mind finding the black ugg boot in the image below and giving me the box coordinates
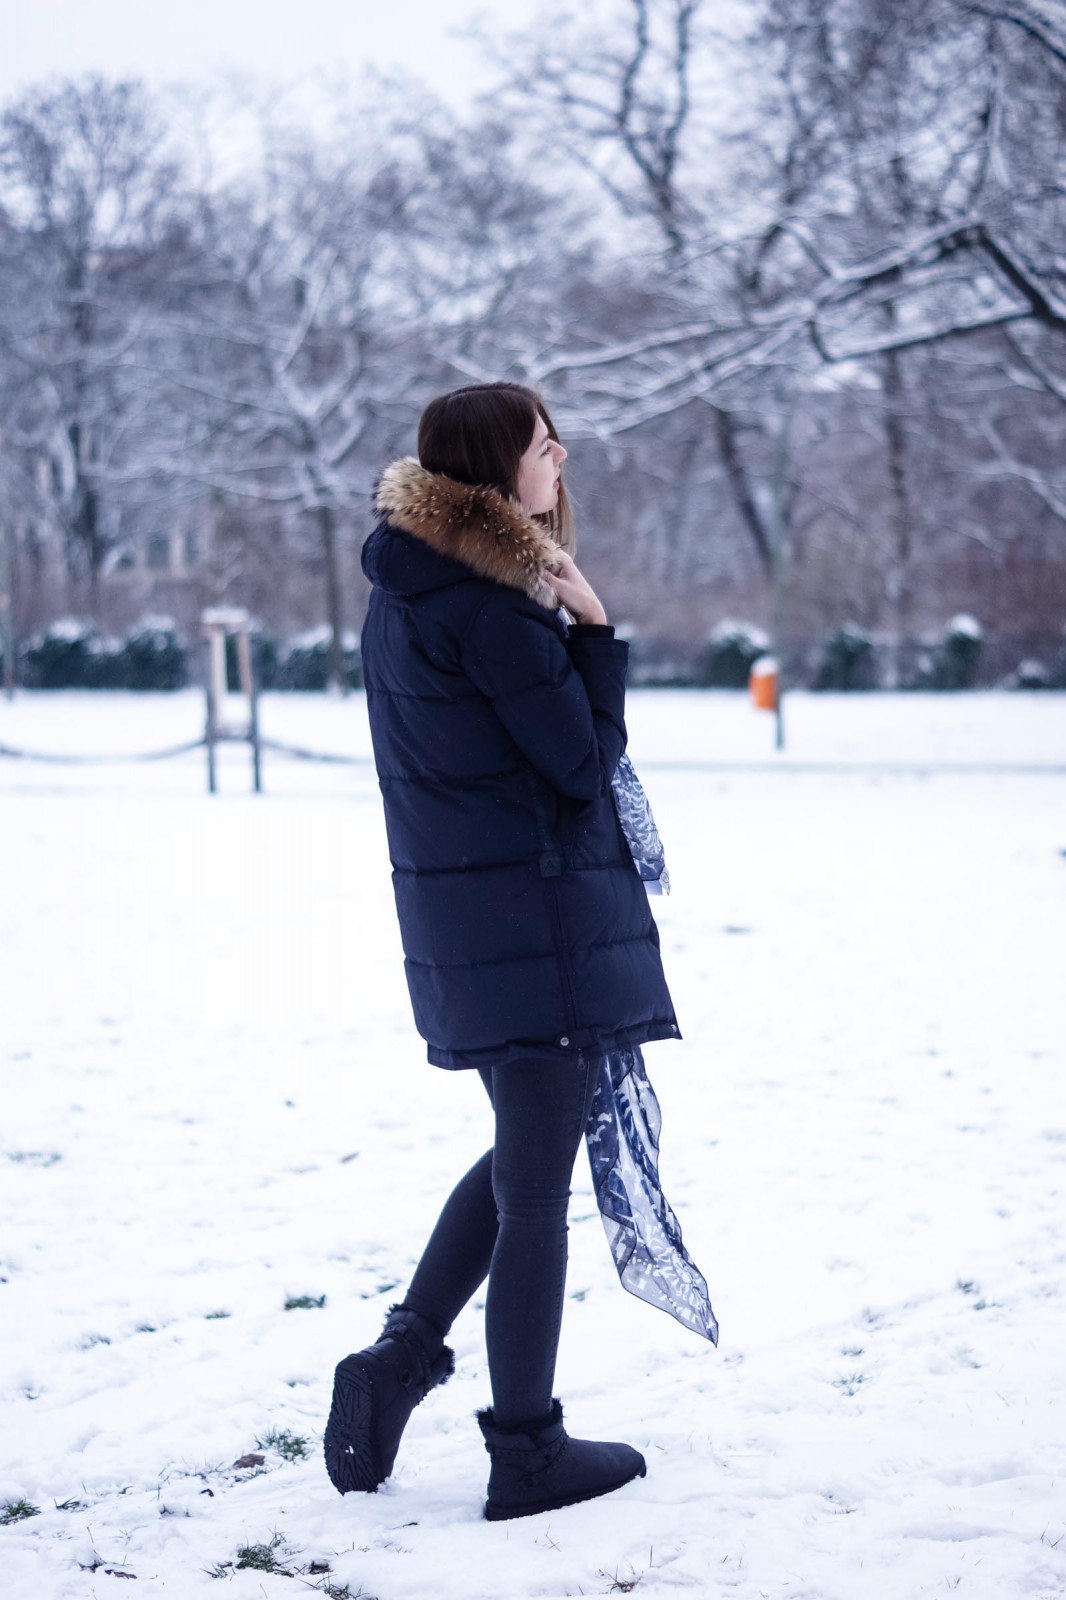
[324,1302,455,1494]
[476,1398,646,1521]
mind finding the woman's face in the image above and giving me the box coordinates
[516,412,567,515]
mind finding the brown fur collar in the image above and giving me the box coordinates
[376,457,560,611]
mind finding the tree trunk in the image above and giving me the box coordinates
[0,517,15,696]
[880,344,913,690]
[316,503,348,695]
[711,405,774,579]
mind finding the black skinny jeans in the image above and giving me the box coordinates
[401,1056,599,1426]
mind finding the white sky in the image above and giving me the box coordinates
[2,0,533,110]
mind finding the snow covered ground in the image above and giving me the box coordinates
[2,689,1065,1600]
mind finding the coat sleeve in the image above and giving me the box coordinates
[459,591,629,801]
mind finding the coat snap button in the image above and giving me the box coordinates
[559,1036,569,1047]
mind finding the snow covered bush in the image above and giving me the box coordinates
[813,625,875,691]
[695,620,770,688]
[22,619,105,689]
[85,635,128,688]
[932,614,983,690]
[281,627,329,691]
[122,617,187,690]
[22,617,91,688]
[276,627,362,690]
[1009,658,1053,690]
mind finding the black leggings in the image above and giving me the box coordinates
[401,1056,598,1426]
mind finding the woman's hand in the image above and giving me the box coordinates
[543,549,608,626]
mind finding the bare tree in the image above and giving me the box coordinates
[157,93,431,689]
[0,78,187,607]
[490,0,1066,676]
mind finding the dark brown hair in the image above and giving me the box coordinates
[417,382,574,553]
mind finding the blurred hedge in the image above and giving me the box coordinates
[12,618,363,691]
[20,617,187,690]
[5,613,1061,692]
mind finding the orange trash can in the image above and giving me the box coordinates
[749,654,778,710]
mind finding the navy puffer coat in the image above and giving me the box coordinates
[360,457,680,1068]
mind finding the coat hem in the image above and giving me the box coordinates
[425,1017,682,1071]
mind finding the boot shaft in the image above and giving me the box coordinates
[379,1302,449,1392]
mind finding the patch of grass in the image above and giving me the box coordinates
[284,1294,326,1311]
[831,1370,868,1397]
[6,1150,62,1167]
[0,1499,40,1525]
[235,1532,292,1574]
[204,1309,231,1320]
[79,1332,111,1349]
[256,1426,311,1462]
[281,1558,376,1599]
[55,1498,88,1512]
[599,1566,642,1593]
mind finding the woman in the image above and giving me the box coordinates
[324,382,682,1521]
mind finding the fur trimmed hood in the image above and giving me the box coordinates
[375,457,561,611]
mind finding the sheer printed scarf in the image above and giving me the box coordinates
[582,755,717,1343]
